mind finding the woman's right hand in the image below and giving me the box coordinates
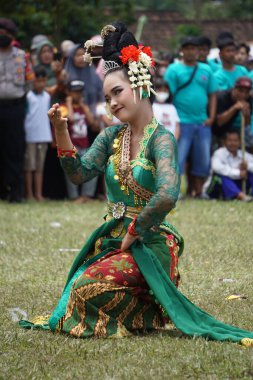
[48,103,68,133]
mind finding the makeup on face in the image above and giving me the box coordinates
[104,71,141,123]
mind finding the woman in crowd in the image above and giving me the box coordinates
[36,40,57,88]
[64,43,104,116]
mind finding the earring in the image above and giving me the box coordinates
[105,103,113,120]
[141,89,149,99]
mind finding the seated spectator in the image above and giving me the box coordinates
[213,76,252,141]
[205,131,253,201]
[24,65,52,201]
[59,80,100,203]
[235,43,251,69]
[152,79,180,140]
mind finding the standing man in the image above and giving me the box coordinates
[235,43,251,69]
[0,18,34,202]
[197,36,220,72]
[164,37,217,197]
[214,38,249,91]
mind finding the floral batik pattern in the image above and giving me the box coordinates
[58,249,164,338]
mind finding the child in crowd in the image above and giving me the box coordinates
[205,130,253,201]
[152,79,180,140]
[59,80,100,203]
[24,65,52,201]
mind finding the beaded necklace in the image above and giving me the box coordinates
[112,118,158,205]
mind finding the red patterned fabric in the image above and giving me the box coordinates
[84,249,148,293]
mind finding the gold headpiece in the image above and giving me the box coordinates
[101,25,116,40]
[83,39,103,66]
[83,24,156,103]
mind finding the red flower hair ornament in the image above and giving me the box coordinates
[119,44,156,103]
[83,24,156,103]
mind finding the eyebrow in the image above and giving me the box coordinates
[111,85,121,92]
[105,85,122,96]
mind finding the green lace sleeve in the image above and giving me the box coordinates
[135,127,180,237]
[59,126,120,184]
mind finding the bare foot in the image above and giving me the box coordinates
[26,196,36,201]
[36,195,45,202]
[237,192,253,202]
[73,196,87,204]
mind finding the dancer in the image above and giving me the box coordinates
[20,23,253,346]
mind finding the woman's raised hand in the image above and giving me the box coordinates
[48,103,68,133]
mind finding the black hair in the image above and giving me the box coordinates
[102,22,138,65]
[34,65,47,78]
[102,21,155,104]
[224,130,240,140]
[217,38,237,51]
[238,43,250,55]
[197,36,212,48]
[102,22,137,78]
[216,31,234,45]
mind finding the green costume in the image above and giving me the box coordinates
[20,119,253,346]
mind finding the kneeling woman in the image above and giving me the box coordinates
[20,23,253,346]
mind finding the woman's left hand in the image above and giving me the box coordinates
[120,232,139,252]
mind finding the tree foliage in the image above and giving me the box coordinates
[0,0,252,49]
[0,0,135,48]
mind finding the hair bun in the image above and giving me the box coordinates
[102,21,138,64]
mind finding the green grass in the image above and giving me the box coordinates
[1,199,253,380]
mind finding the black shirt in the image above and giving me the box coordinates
[212,90,252,137]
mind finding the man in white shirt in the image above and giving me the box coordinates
[206,130,253,201]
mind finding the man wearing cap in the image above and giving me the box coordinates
[213,76,252,140]
[214,38,249,91]
[0,18,34,202]
[164,36,218,197]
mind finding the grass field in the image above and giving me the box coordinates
[1,199,253,380]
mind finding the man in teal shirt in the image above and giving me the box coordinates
[214,38,249,91]
[197,36,221,73]
[164,36,218,196]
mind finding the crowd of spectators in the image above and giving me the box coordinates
[0,17,253,203]
[156,33,253,201]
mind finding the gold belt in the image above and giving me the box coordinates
[107,201,143,220]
